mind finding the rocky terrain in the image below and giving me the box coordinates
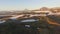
[0,7,60,34]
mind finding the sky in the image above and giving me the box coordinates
[0,0,60,10]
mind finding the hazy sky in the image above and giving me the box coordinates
[0,0,60,10]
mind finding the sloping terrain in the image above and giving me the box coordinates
[0,15,60,34]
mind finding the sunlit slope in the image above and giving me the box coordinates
[0,14,60,26]
[46,15,60,26]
